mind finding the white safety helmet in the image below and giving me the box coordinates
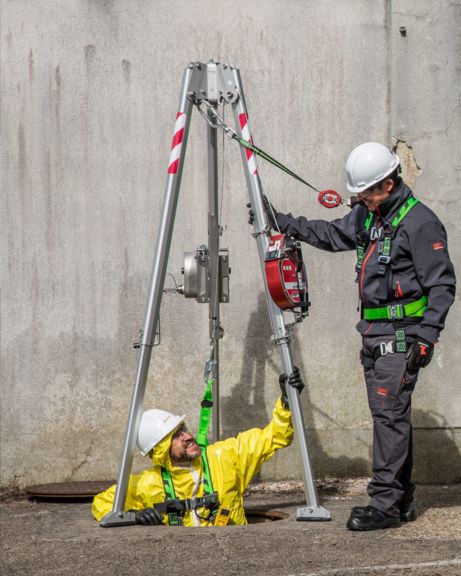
[346,142,400,194]
[137,409,186,456]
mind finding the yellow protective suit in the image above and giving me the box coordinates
[92,397,293,526]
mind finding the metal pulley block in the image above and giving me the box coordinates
[179,245,230,304]
[180,245,208,301]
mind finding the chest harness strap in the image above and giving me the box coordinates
[356,197,420,277]
[357,197,425,354]
[159,449,219,526]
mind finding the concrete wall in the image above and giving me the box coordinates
[1,0,460,488]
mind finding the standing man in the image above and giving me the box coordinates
[270,142,456,530]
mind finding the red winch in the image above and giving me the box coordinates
[265,234,310,312]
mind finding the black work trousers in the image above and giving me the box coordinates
[361,334,418,517]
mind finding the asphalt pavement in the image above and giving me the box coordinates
[1,479,460,576]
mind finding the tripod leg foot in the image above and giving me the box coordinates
[296,505,331,521]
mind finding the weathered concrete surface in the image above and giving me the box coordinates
[1,481,460,576]
[1,0,460,488]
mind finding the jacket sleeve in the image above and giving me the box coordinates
[234,397,294,492]
[276,208,358,252]
[91,473,162,522]
[407,219,456,343]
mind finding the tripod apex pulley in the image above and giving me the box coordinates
[101,61,330,528]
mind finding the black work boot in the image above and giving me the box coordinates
[347,506,401,531]
[399,505,416,522]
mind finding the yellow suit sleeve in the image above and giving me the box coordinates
[91,473,156,522]
[235,397,294,492]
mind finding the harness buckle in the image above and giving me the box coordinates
[378,255,391,265]
[370,227,383,241]
[387,303,403,320]
[379,341,394,356]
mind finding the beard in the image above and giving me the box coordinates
[170,441,201,465]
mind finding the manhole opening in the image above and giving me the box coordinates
[24,482,288,523]
[245,509,288,523]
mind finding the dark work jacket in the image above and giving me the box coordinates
[276,182,456,343]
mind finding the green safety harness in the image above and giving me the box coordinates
[357,196,427,353]
[159,359,220,526]
[159,452,219,526]
[356,196,420,279]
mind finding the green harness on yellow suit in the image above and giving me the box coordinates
[92,398,294,526]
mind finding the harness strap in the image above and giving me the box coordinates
[200,447,214,496]
[160,449,219,525]
[356,196,420,285]
[391,196,420,227]
[356,198,419,268]
[356,213,374,273]
[154,493,220,514]
[161,467,182,526]
[196,368,214,448]
[362,295,428,321]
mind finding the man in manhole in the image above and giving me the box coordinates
[92,370,302,526]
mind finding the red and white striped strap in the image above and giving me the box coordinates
[168,112,187,174]
[239,113,258,175]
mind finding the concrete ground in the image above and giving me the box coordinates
[1,479,460,576]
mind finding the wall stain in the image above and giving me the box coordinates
[55,65,61,96]
[18,123,26,185]
[84,44,96,70]
[54,65,61,126]
[28,48,34,83]
[122,59,131,84]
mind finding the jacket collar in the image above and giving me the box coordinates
[374,180,413,220]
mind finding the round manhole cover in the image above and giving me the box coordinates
[25,481,114,499]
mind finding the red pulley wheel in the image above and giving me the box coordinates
[318,189,342,208]
[265,234,310,311]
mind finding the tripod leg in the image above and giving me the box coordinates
[100,65,196,527]
[207,105,221,443]
[230,68,330,521]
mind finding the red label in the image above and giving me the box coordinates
[432,241,444,251]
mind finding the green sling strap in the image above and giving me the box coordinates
[196,368,214,449]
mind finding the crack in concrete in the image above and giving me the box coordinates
[393,139,422,188]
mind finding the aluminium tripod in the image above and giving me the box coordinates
[100,61,330,526]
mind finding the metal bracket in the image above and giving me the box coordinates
[100,510,136,527]
[296,505,331,522]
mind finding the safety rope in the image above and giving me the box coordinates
[194,98,321,191]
